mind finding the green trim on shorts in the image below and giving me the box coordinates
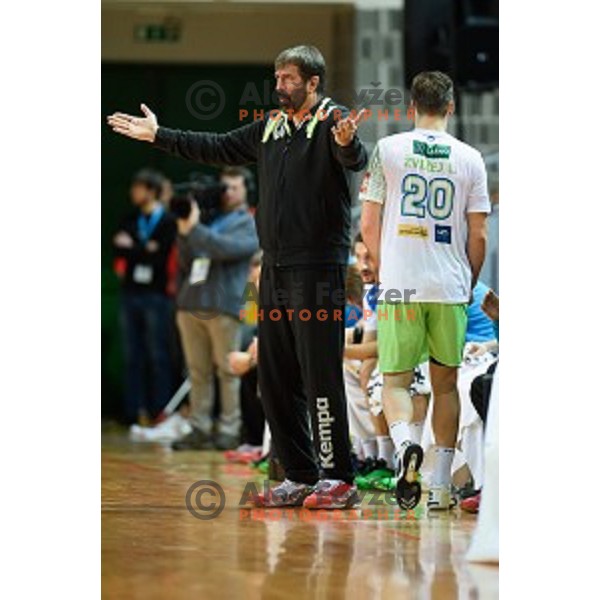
[377,302,468,373]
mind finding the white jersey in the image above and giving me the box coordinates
[359,128,491,303]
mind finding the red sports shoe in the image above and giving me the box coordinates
[238,449,263,464]
[224,445,262,464]
[460,491,481,513]
[252,479,315,508]
[302,480,360,510]
[224,449,240,462]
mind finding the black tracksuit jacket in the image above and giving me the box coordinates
[152,100,368,266]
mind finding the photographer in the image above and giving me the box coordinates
[112,168,177,425]
[171,167,259,451]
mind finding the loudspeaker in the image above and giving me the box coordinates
[404,0,453,88]
[404,0,498,90]
[452,0,499,89]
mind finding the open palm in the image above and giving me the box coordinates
[107,104,158,142]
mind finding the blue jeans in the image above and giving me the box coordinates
[120,291,173,423]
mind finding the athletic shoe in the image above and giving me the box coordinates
[171,427,214,451]
[355,459,394,490]
[129,413,192,443]
[303,480,360,510]
[224,445,263,464]
[214,432,240,451]
[356,456,378,477]
[252,479,315,508]
[129,424,146,442]
[457,481,479,501]
[251,453,269,471]
[395,443,424,510]
[225,444,256,460]
[238,449,263,464]
[370,473,396,492]
[460,491,481,513]
[427,485,458,511]
[150,414,192,441]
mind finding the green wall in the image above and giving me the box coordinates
[102,62,271,418]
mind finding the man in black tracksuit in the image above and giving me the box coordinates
[108,45,368,508]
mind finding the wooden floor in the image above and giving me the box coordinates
[102,435,498,599]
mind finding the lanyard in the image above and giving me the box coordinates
[261,97,336,143]
[137,205,165,244]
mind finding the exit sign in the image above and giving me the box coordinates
[134,21,181,43]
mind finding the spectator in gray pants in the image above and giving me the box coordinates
[172,167,259,450]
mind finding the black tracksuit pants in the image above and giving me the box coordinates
[257,264,354,485]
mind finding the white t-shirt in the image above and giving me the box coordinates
[359,128,491,303]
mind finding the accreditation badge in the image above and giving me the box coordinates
[189,257,211,285]
[132,265,153,285]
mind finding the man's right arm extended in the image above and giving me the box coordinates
[107,103,262,166]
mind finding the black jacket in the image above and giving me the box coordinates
[153,98,368,267]
[113,208,176,294]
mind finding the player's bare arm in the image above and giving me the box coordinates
[360,200,382,274]
[466,212,488,290]
[344,340,378,361]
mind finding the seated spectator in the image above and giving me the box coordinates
[226,251,264,462]
[466,281,498,343]
[461,289,499,514]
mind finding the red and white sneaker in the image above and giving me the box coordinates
[252,479,315,508]
[224,445,262,464]
[302,479,360,510]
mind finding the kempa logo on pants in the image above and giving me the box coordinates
[316,397,335,469]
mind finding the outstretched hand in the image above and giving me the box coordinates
[331,109,366,147]
[107,104,158,143]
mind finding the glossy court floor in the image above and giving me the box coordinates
[102,435,498,599]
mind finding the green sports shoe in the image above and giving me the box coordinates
[355,459,394,490]
[371,473,397,491]
[255,458,269,474]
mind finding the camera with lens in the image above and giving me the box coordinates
[169,173,227,224]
